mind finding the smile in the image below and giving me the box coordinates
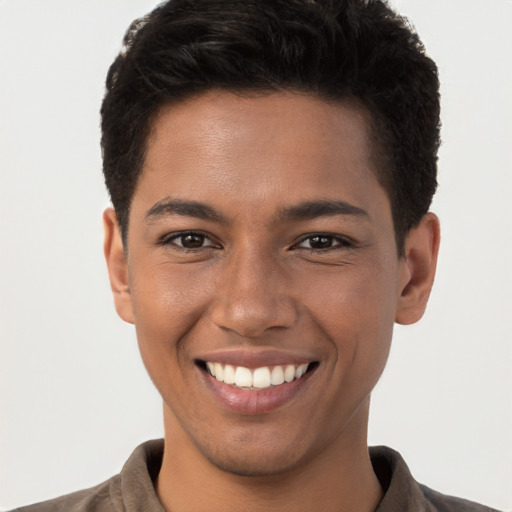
[205,362,313,389]
[195,356,320,414]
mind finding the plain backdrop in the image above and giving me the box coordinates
[1,0,511,510]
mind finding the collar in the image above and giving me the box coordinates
[117,440,491,512]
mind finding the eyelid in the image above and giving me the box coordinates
[293,233,355,250]
[158,230,221,248]
[157,230,354,251]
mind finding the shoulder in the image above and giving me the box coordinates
[9,476,119,512]
[9,439,164,512]
[370,446,502,512]
[420,484,502,512]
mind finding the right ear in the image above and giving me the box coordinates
[103,208,134,324]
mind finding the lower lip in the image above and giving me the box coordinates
[200,369,315,415]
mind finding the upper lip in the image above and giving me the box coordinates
[195,348,319,369]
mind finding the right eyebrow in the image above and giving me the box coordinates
[145,197,226,223]
[279,199,369,222]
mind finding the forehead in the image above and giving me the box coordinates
[135,90,390,225]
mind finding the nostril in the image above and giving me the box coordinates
[210,279,298,338]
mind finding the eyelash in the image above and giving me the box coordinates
[158,231,220,250]
[158,231,354,252]
[293,233,355,252]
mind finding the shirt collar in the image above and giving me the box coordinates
[371,445,429,512]
[118,440,429,512]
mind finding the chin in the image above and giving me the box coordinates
[204,449,303,478]
[195,432,309,478]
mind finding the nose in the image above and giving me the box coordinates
[210,246,298,338]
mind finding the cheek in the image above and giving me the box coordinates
[307,259,397,377]
[131,261,213,327]
[128,263,214,378]
[309,259,397,328]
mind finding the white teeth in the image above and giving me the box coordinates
[214,362,224,382]
[223,364,236,384]
[234,366,252,388]
[252,367,271,389]
[270,366,285,386]
[295,363,308,379]
[205,362,312,389]
[284,364,295,383]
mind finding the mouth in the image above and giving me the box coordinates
[196,360,319,390]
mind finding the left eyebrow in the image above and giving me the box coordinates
[145,197,227,223]
[278,200,369,221]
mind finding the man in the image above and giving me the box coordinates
[12,0,500,510]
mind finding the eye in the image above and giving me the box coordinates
[161,231,218,249]
[295,234,352,250]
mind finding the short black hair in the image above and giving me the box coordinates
[101,0,440,251]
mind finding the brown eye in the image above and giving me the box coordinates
[163,231,217,249]
[179,233,207,248]
[296,234,352,250]
[307,235,335,249]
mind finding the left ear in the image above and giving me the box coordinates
[103,207,135,324]
[395,212,440,325]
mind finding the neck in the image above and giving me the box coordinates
[156,401,383,512]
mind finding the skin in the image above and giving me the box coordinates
[104,90,440,512]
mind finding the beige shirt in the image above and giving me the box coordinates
[12,439,500,511]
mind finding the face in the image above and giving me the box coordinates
[105,91,427,476]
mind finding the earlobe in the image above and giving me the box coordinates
[395,212,440,325]
[103,208,135,324]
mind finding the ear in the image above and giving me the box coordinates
[395,212,440,325]
[103,208,134,324]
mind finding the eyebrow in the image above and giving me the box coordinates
[145,197,368,224]
[279,200,369,221]
[145,198,226,223]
